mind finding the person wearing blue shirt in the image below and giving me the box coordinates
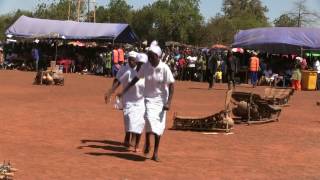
[31,47,40,71]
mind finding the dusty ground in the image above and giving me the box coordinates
[0,70,319,180]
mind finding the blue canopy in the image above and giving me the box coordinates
[5,16,139,43]
[232,27,320,54]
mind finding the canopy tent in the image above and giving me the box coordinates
[232,27,320,54]
[5,15,139,43]
[165,41,181,46]
[211,44,229,49]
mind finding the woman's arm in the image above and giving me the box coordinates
[104,78,121,103]
[163,83,174,111]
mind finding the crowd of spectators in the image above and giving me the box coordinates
[0,41,319,90]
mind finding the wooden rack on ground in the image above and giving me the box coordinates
[171,90,234,133]
[263,87,294,106]
[231,91,282,124]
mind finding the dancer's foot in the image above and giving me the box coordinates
[151,155,160,162]
[127,146,135,151]
[134,147,141,153]
[123,142,130,148]
[144,145,150,157]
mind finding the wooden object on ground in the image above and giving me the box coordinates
[172,90,234,132]
[264,87,294,106]
[0,161,17,180]
[33,69,64,86]
[231,91,282,124]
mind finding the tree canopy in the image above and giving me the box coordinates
[0,0,318,46]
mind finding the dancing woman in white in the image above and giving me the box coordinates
[119,42,175,161]
[105,51,147,152]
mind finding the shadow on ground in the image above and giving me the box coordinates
[79,139,146,162]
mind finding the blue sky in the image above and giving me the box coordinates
[0,0,319,23]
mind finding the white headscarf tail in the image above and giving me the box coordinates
[136,53,148,63]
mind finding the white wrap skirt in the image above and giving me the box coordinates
[144,97,167,136]
[123,99,145,134]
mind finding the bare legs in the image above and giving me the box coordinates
[144,132,161,162]
[124,132,142,152]
[124,132,131,147]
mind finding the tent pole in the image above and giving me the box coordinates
[55,41,58,61]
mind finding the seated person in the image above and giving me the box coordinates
[260,67,278,86]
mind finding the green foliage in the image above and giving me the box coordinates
[33,0,83,20]
[0,9,33,40]
[95,0,133,23]
[0,0,292,46]
[274,14,299,27]
[131,0,204,45]
[205,0,270,45]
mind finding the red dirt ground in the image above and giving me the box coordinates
[0,70,320,180]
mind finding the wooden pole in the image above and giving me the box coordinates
[93,0,96,23]
[87,0,90,22]
[68,0,71,20]
[77,0,81,22]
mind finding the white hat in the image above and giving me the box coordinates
[150,40,158,47]
[149,45,162,57]
[128,51,138,58]
[0,47,3,51]
[136,53,148,63]
[252,51,258,56]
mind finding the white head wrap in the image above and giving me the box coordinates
[136,53,148,63]
[149,46,162,57]
[128,51,138,58]
[149,40,162,57]
[150,40,158,47]
[296,57,303,62]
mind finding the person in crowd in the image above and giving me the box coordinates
[186,53,197,81]
[31,45,40,72]
[197,54,206,82]
[215,67,223,83]
[261,66,276,86]
[0,47,4,69]
[112,46,121,76]
[314,59,320,90]
[291,63,302,91]
[105,51,147,152]
[70,59,75,73]
[249,52,260,88]
[105,51,112,77]
[207,51,218,89]
[118,46,125,64]
[118,41,175,162]
[225,50,238,90]
[178,54,187,81]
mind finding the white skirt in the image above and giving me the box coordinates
[144,97,167,136]
[123,99,145,134]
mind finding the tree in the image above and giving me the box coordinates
[204,0,270,45]
[222,0,269,30]
[287,0,319,27]
[274,14,299,27]
[108,0,132,23]
[205,14,234,45]
[33,0,84,21]
[95,0,133,24]
[0,9,33,40]
[95,6,108,22]
[131,0,204,45]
